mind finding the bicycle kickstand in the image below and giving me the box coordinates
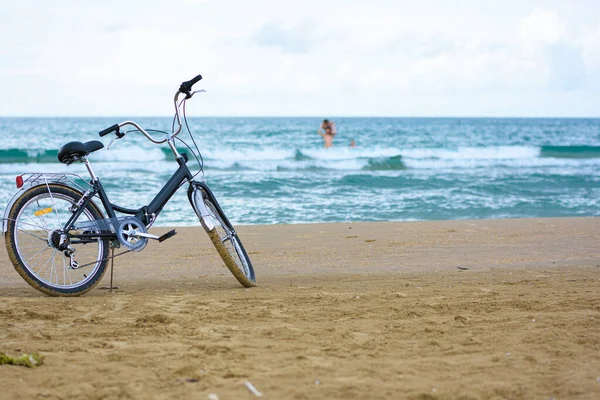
[100,247,119,292]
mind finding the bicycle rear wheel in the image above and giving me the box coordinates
[192,188,255,287]
[4,184,109,296]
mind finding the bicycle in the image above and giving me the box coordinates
[1,75,256,296]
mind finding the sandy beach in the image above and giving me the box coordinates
[1,217,599,399]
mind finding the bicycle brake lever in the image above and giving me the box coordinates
[107,136,119,150]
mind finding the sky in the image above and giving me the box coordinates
[0,0,599,117]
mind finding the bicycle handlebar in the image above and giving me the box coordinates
[99,124,121,137]
[118,121,168,144]
[98,74,203,147]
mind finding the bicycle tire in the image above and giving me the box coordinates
[5,184,109,296]
[198,194,256,287]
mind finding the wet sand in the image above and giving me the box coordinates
[1,217,599,399]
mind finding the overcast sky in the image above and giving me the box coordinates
[1,0,599,117]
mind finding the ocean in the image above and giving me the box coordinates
[1,117,599,226]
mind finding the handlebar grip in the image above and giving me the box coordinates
[179,74,203,97]
[99,124,120,137]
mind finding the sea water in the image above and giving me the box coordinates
[1,117,599,226]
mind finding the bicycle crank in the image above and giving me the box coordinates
[116,217,177,251]
[116,217,149,251]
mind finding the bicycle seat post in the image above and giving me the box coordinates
[82,157,99,182]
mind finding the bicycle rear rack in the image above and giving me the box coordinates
[1,172,92,235]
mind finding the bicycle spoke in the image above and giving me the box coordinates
[16,243,51,250]
[62,253,67,285]
[51,252,57,285]
[63,257,73,286]
[45,188,64,228]
[26,246,50,264]
[34,199,51,232]
[17,228,47,242]
[37,249,56,277]
[24,215,49,232]
[11,219,46,230]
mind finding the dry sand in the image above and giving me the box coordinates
[1,217,599,399]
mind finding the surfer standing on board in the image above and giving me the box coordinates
[318,119,336,148]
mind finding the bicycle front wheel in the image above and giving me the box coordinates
[5,184,109,296]
[193,190,255,287]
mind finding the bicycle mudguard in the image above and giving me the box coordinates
[187,181,235,233]
[1,173,94,235]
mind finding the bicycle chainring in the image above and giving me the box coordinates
[116,217,148,252]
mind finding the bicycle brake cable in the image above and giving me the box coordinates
[123,128,170,135]
[182,98,205,177]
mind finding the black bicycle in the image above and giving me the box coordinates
[2,75,256,296]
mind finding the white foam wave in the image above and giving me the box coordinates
[300,147,401,160]
[203,147,295,161]
[313,159,367,170]
[403,155,600,170]
[0,160,176,177]
[0,163,78,175]
[199,145,540,163]
[92,146,166,162]
[6,144,599,175]
[401,146,539,160]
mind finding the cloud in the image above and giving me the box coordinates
[385,32,459,60]
[371,10,588,95]
[579,22,600,69]
[1,1,599,116]
[512,10,587,92]
[253,20,318,54]
[100,22,129,33]
[519,9,566,49]
[544,43,585,91]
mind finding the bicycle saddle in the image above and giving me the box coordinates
[58,140,104,164]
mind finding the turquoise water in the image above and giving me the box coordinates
[1,117,599,226]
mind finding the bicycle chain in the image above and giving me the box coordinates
[76,248,132,269]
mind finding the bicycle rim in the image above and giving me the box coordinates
[12,193,105,290]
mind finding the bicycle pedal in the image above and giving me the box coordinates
[158,229,177,242]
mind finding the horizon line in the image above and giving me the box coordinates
[1,115,600,119]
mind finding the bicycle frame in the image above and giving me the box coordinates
[63,151,233,244]
[62,154,193,237]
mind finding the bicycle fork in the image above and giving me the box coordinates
[190,185,216,232]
